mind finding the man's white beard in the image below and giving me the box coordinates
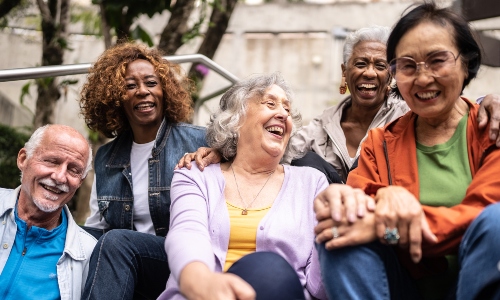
[33,196,61,213]
[32,177,70,213]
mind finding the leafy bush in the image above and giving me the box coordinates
[0,124,30,188]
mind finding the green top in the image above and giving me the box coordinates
[417,113,472,207]
[415,112,471,300]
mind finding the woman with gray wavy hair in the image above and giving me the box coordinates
[206,72,302,163]
[159,72,328,300]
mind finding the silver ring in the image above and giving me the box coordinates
[383,228,400,245]
[331,226,339,239]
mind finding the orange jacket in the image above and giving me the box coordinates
[347,98,500,276]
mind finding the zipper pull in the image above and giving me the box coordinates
[22,247,27,256]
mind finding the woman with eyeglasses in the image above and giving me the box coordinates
[314,3,500,300]
[177,26,500,185]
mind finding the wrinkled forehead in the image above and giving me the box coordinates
[350,41,387,61]
[38,130,89,163]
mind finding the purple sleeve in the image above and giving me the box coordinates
[165,167,216,282]
[305,174,329,299]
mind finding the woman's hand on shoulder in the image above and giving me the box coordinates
[477,93,500,147]
[176,147,222,171]
[179,262,255,300]
[374,186,437,263]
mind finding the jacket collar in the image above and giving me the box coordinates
[61,205,89,261]
[321,95,399,126]
[0,186,87,261]
[106,118,172,168]
[0,186,19,220]
[380,97,493,196]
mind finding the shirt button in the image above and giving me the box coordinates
[2,220,5,225]
[3,243,8,249]
[259,226,264,230]
[124,204,131,211]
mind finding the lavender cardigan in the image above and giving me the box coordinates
[158,163,328,300]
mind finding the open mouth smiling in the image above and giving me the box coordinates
[134,102,155,111]
[357,83,378,93]
[416,91,440,100]
[41,183,64,194]
[266,126,284,136]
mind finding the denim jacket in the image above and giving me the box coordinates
[0,187,97,300]
[85,119,207,238]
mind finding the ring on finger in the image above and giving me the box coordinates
[383,227,400,245]
[331,226,339,239]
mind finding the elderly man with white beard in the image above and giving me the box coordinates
[0,124,96,300]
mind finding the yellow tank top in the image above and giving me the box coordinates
[224,201,271,271]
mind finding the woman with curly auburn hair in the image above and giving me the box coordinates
[80,42,207,300]
[80,43,193,138]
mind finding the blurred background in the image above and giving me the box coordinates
[0,0,499,222]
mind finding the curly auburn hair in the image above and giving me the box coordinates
[80,42,193,138]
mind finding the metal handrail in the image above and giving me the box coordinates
[0,54,239,83]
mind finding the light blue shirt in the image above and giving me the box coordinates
[0,205,67,300]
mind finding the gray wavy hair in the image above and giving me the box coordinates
[343,25,391,64]
[206,72,302,162]
[24,124,93,179]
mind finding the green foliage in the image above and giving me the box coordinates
[87,129,100,143]
[35,77,55,89]
[19,81,34,116]
[182,0,208,43]
[93,0,171,32]
[130,24,153,46]
[71,4,101,35]
[0,17,7,28]
[55,36,73,51]
[0,124,30,189]
[59,79,79,87]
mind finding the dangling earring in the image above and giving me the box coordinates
[339,76,347,94]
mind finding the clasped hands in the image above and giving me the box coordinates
[314,184,437,263]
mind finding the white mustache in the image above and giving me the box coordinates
[39,178,69,193]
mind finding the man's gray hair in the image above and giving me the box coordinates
[343,25,391,64]
[206,72,302,162]
[24,124,93,178]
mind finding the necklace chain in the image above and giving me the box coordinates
[230,164,275,215]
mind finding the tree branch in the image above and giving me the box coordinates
[158,0,196,55]
[36,0,53,23]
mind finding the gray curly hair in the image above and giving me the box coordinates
[206,72,302,162]
[343,25,391,64]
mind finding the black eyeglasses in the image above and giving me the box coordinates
[389,50,460,82]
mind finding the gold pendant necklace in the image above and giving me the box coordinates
[231,164,275,215]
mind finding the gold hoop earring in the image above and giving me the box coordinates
[339,76,347,95]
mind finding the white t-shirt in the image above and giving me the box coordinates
[85,140,156,235]
[130,140,155,234]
